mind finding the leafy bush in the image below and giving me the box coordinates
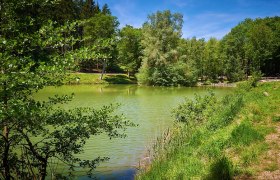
[173,92,217,124]
[137,61,198,86]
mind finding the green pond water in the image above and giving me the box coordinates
[35,84,232,179]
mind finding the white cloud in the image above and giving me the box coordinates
[112,1,145,28]
[182,12,253,39]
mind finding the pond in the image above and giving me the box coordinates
[35,84,233,179]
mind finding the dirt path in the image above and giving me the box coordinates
[254,121,280,179]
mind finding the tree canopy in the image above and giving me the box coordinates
[137,10,197,86]
[0,0,133,179]
[117,25,142,76]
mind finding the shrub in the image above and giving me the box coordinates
[173,92,217,124]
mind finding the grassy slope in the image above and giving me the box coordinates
[137,81,280,179]
[65,73,137,84]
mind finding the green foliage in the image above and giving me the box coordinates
[248,71,263,87]
[83,13,119,43]
[117,25,143,75]
[221,17,280,79]
[137,10,197,86]
[79,13,119,74]
[139,62,197,86]
[204,38,221,81]
[80,0,101,19]
[231,121,264,146]
[207,156,234,180]
[178,38,206,81]
[173,91,217,124]
[272,115,280,122]
[101,3,111,15]
[67,73,136,84]
[138,82,280,180]
[0,1,133,179]
[210,94,244,128]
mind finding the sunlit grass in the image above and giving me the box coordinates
[137,81,280,179]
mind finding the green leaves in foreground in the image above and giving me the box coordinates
[0,1,134,178]
[1,93,135,179]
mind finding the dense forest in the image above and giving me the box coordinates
[2,0,279,86]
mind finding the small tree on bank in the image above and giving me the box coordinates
[0,1,133,179]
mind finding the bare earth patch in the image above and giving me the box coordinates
[254,121,280,179]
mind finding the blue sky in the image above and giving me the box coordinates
[97,0,280,39]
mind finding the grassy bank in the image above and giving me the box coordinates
[137,81,280,179]
[65,73,137,84]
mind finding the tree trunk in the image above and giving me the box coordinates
[3,136,11,180]
[39,159,48,180]
[100,59,106,80]
[2,81,11,180]
[127,70,130,78]
[21,130,48,180]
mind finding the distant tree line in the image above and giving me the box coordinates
[63,1,280,86]
[137,12,280,86]
[11,1,277,86]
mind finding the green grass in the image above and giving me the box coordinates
[272,115,280,122]
[264,162,278,172]
[230,121,264,146]
[137,81,280,180]
[207,156,234,180]
[239,142,268,166]
[65,73,137,84]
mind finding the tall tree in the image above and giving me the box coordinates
[80,13,119,76]
[178,38,205,81]
[83,13,119,42]
[220,19,253,81]
[137,10,196,86]
[204,37,220,81]
[221,17,280,80]
[102,3,111,15]
[0,1,132,179]
[80,0,96,19]
[117,25,142,77]
[246,19,275,74]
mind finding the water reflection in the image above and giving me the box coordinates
[35,85,232,178]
